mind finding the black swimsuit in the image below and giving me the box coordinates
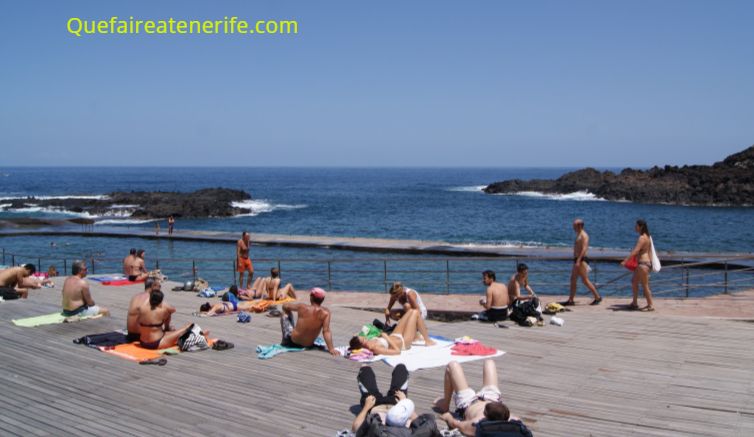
[139,321,165,349]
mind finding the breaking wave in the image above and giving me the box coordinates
[230,200,308,217]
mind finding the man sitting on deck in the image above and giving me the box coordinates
[61,260,110,318]
[280,287,339,356]
[474,270,509,322]
[122,248,136,276]
[126,278,165,342]
[0,264,36,299]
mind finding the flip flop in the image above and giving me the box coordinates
[139,358,167,366]
[212,340,234,351]
[641,306,655,312]
[560,300,576,306]
[590,297,603,306]
[627,303,640,311]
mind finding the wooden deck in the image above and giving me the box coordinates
[1,277,753,436]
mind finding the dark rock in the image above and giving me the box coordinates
[3,188,253,220]
[484,145,754,206]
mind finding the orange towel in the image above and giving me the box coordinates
[249,297,295,313]
[99,339,216,362]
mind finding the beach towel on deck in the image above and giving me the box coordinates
[102,278,145,286]
[250,297,295,313]
[99,339,217,362]
[451,342,498,356]
[88,275,127,283]
[256,337,326,359]
[12,312,103,327]
[374,338,504,371]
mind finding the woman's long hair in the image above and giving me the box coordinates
[149,290,164,309]
[636,219,650,236]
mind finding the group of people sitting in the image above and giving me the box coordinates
[475,265,542,323]
[122,248,148,282]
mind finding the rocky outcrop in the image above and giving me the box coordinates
[4,188,253,219]
[484,145,754,206]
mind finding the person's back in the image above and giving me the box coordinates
[488,282,508,308]
[0,266,23,287]
[292,304,327,345]
[62,274,87,311]
[122,254,132,275]
[137,298,170,343]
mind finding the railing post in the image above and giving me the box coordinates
[155,258,160,270]
[327,261,332,291]
[232,260,236,286]
[12,255,15,266]
[63,259,67,275]
[384,260,388,293]
[2,248,5,264]
[90,257,95,274]
[192,260,197,282]
[684,267,689,298]
[277,260,281,276]
[38,257,41,274]
[445,260,450,294]
[724,262,728,294]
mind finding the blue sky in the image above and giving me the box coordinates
[1,0,752,167]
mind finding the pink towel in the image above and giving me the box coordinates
[451,342,497,356]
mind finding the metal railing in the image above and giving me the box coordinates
[3,247,753,298]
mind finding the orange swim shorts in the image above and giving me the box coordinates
[237,257,253,273]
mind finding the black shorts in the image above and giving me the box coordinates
[575,256,591,264]
[126,332,140,343]
[482,307,508,322]
[281,334,305,349]
[128,275,138,281]
[0,287,19,300]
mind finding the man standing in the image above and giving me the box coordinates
[167,215,175,235]
[563,219,602,306]
[280,287,339,356]
[475,270,509,322]
[61,260,109,317]
[0,264,36,299]
[126,278,164,342]
[236,231,254,289]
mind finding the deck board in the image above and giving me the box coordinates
[1,277,753,436]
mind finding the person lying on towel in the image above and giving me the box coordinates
[435,360,532,437]
[352,364,414,435]
[61,260,110,318]
[348,308,435,356]
[280,287,339,356]
[137,290,208,350]
[238,268,297,301]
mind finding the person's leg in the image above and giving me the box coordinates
[16,288,29,299]
[387,364,409,398]
[630,270,640,308]
[280,310,295,342]
[435,361,470,413]
[415,313,435,346]
[98,306,110,317]
[280,283,296,299]
[207,302,227,316]
[481,359,498,388]
[567,264,578,303]
[250,277,263,294]
[238,269,244,289]
[579,265,601,300]
[394,309,419,347]
[357,365,383,405]
[158,323,193,349]
[639,267,654,309]
[388,309,404,321]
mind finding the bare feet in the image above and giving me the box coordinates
[433,397,450,413]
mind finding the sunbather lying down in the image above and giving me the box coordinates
[349,309,435,356]
[239,268,297,301]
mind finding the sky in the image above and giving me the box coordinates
[1,0,753,167]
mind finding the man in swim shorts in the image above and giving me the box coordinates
[564,218,602,306]
[236,231,254,289]
[127,249,148,282]
[123,248,136,276]
[280,288,339,356]
[475,270,509,322]
[0,264,36,299]
[61,260,109,318]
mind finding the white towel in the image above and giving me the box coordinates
[382,339,504,371]
[650,236,662,273]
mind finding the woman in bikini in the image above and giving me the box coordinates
[621,219,655,311]
[139,290,207,349]
[349,308,435,355]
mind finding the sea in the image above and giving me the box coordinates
[1,167,752,296]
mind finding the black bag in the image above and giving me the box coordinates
[509,297,541,327]
[409,413,440,437]
[364,412,412,437]
[73,331,128,348]
[475,419,533,437]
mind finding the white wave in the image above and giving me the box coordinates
[501,190,606,202]
[447,185,486,192]
[95,218,159,225]
[456,240,568,249]
[0,203,11,209]
[1,206,90,217]
[0,194,109,201]
[109,204,139,208]
[230,200,308,217]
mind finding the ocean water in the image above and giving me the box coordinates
[1,167,752,295]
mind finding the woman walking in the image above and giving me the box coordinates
[621,219,655,311]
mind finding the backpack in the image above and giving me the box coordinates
[475,419,533,437]
[509,298,542,327]
[178,323,209,352]
[409,413,440,437]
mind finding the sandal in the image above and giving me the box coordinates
[641,306,655,312]
[627,303,640,311]
[560,300,576,306]
[590,297,603,306]
[212,340,234,351]
[139,358,167,366]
